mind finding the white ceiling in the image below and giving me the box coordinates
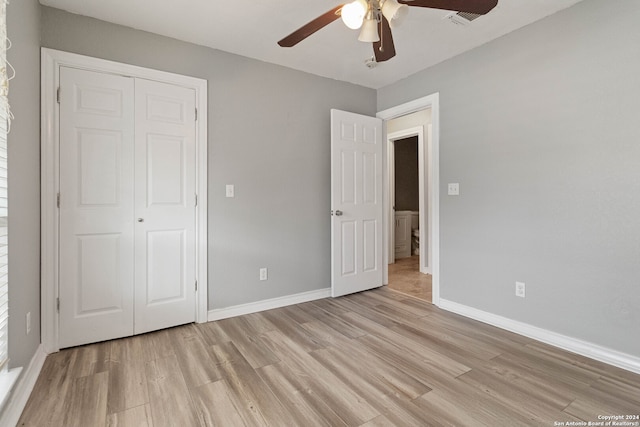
[39,0,586,89]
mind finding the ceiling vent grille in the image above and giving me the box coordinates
[445,11,482,26]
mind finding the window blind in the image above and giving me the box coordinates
[0,0,10,372]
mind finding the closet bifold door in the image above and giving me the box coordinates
[58,67,135,348]
[133,79,197,334]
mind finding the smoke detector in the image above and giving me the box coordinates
[364,56,377,69]
[444,11,482,26]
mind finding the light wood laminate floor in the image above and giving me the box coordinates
[388,256,432,302]
[18,288,640,426]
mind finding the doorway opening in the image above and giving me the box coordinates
[386,112,431,302]
[378,94,440,306]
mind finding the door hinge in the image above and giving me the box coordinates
[195,280,198,292]
[195,194,198,207]
[56,297,60,312]
[57,193,61,208]
[56,87,61,104]
[195,108,198,121]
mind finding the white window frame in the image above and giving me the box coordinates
[40,48,209,353]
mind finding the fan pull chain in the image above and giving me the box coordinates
[379,15,384,52]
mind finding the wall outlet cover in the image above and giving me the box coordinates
[515,281,526,298]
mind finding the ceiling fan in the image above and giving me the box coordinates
[278,0,498,63]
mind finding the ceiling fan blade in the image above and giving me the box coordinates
[373,16,396,62]
[278,5,344,47]
[398,0,498,15]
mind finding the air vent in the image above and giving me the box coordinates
[445,11,482,26]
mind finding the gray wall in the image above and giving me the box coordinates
[7,0,41,369]
[41,6,376,310]
[378,0,640,357]
[394,137,419,211]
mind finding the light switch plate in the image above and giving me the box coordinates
[448,183,460,196]
[226,184,235,198]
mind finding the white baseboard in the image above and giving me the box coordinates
[0,344,47,427]
[439,299,640,375]
[208,288,331,322]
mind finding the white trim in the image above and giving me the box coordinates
[386,127,428,274]
[208,288,331,322]
[0,345,47,426]
[378,93,440,306]
[440,299,640,375]
[40,48,209,352]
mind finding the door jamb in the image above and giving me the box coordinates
[41,48,209,353]
[378,93,440,306]
[387,127,428,274]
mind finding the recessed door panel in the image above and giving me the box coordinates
[75,85,124,117]
[147,135,185,206]
[363,220,377,272]
[341,221,357,276]
[146,94,187,124]
[146,229,186,304]
[362,152,377,205]
[341,150,357,205]
[76,233,123,315]
[77,129,121,207]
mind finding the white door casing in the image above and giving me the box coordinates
[58,67,136,348]
[134,79,196,333]
[42,48,208,353]
[331,109,383,297]
[378,94,440,305]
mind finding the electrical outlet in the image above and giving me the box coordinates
[515,281,526,298]
[26,311,31,334]
[259,268,268,281]
[448,183,460,196]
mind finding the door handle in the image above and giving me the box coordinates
[335,210,343,216]
[137,218,144,222]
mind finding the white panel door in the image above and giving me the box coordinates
[331,109,383,297]
[59,67,135,348]
[134,79,197,334]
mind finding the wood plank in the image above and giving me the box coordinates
[145,356,202,427]
[302,321,432,399]
[106,404,153,427]
[216,316,281,369]
[62,371,109,427]
[341,311,472,378]
[191,379,246,427]
[17,352,75,426]
[107,359,149,414]
[194,320,232,346]
[257,362,348,427]
[208,341,291,426]
[171,329,222,388]
[260,329,380,426]
[260,309,326,352]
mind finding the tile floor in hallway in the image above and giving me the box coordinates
[387,255,432,302]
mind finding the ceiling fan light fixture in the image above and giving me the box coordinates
[358,15,379,42]
[381,0,408,28]
[341,0,367,30]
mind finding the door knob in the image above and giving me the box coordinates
[335,210,343,216]
[137,218,144,222]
